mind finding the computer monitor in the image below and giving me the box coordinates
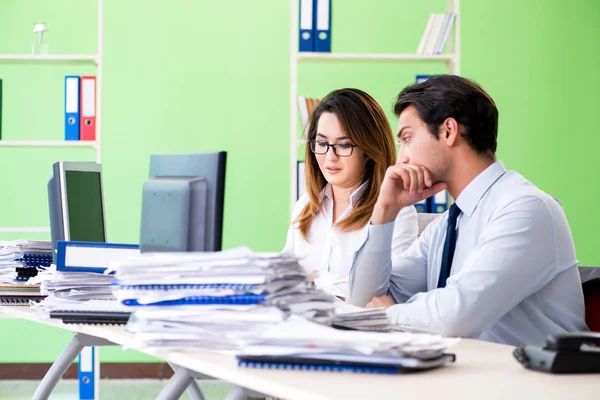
[48,162,106,260]
[139,151,226,253]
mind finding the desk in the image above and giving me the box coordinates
[2,305,599,400]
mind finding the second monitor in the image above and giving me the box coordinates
[139,151,226,253]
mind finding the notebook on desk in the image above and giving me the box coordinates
[237,352,456,374]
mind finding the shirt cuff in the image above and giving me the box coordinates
[363,221,395,254]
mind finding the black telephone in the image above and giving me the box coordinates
[513,332,600,373]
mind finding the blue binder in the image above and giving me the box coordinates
[299,0,315,52]
[415,198,429,213]
[416,74,433,83]
[431,190,449,213]
[314,0,331,52]
[238,359,400,374]
[56,241,140,273]
[78,346,96,400]
[121,293,267,307]
[64,76,80,140]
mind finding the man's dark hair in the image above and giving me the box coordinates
[394,75,498,154]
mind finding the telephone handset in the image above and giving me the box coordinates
[513,332,600,373]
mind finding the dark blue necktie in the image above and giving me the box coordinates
[437,203,461,288]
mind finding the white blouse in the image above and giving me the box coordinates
[282,182,419,299]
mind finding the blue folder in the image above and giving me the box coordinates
[56,241,139,273]
[299,0,315,51]
[64,76,80,140]
[314,0,331,52]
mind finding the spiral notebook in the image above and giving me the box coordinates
[237,353,456,374]
[121,293,267,306]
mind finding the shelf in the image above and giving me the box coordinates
[0,227,50,233]
[0,54,97,62]
[296,52,455,62]
[0,140,97,148]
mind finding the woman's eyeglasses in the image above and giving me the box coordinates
[309,139,357,157]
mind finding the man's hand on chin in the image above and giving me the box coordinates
[365,295,395,309]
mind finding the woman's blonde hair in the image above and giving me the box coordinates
[295,88,396,241]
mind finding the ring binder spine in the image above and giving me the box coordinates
[237,360,400,374]
[121,293,267,306]
[118,283,258,291]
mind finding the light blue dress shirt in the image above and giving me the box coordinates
[349,161,587,346]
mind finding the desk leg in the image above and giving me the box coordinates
[32,333,117,400]
[186,380,206,400]
[155,367,196,400]
[164,363,206,400]
[224,386,267,400]
[32,334,85,400]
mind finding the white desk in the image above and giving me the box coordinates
[2,305,599,400]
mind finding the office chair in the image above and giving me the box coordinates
[580,267,600,332]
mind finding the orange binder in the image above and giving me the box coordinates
[80,76,96,141]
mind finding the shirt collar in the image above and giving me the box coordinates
[455,160,507,218]
[322,181,369,207]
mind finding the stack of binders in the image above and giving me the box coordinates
[298,0,331,52]
[64,75,96,141]
[109,247,337,351]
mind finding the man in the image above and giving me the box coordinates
[348,75,587,346]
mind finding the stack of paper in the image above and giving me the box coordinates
[28,265,128,319]
[0,280,46,305]
[0,240,52,303]
[0,240,53,281]
[237,316,460,374]
[331,309,392,331]
[108,247,337,350]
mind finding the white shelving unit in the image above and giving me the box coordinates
[0,0,103,235]
[0,54,97,61]
[289,0,460,212]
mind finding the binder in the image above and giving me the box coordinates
[431,190,449,213]
[78,346,97,400]
[0,78,3,140]
[15,253,53,268]
[238,359,401,374]
[299,0,315,52]
[416,74,433,83]
[56,241,140,273]
[80,76,96,141]
[314,0,331,52]
[64,76,80,140]
[121,293,267,307]
[414,198,429,213]
[237,353,456,374]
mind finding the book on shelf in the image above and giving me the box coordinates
[417,13,456,55]
[297,95,321,134]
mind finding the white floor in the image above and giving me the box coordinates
[0,379,234,400]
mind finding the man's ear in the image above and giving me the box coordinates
[442,117,460,147]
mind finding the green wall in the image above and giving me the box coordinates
[0,0,598,363]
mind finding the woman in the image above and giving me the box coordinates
[283,88,418,301]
